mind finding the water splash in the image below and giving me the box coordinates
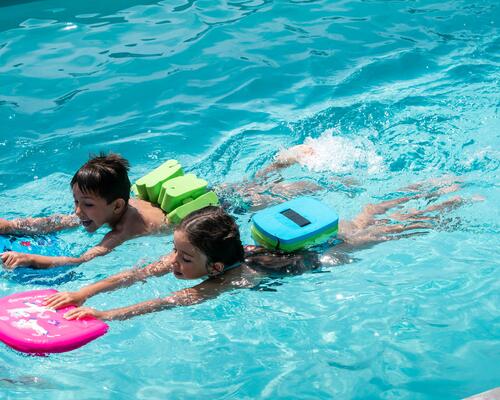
[278,129,385,174]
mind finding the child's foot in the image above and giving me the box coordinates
[388,195,465,221]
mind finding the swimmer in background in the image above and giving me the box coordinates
[0,153,170,269]
[44,186,475,321]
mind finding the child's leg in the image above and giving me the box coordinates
[350,184,462,229]
[366,195,476,244]
[255,144,315,179]
[366,194,476,242]
[350,195,421,229]
[269,180,322,198]
[244,180,322,209]
[402,176,463,193]
[378,221,433,236]
[389,195,465,222]
[338,219,434,248]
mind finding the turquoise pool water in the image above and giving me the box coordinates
[0,0,499,398]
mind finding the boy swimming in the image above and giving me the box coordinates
[0,149,316,269]
[0,153,170,269]
[44,187,471,320]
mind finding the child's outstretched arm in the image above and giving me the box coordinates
[1,251,94,269]
[2,228,134,269]
[62,275,236,321]
[43,254,175,310]
[0,215,79,235]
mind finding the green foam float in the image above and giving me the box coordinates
[167,191,219,225]
[135,159,183,203]
[134,160,219,223]
[158,174,208,212]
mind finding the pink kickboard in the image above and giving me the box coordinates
[0,289,108,354]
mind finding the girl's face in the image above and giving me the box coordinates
[172,229,211,280]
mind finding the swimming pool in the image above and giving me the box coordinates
[0,0,498,398]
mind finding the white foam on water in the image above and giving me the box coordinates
[277,129,385,174]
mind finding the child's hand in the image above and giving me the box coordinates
[0,251,33,269]
[44,291,87,309]
[63,307,106,321]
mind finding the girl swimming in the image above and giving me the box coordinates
[44,206,249,320]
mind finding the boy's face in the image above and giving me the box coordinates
[171,230,210,280]
[72,184,116,233]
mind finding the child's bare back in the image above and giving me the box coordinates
[122,198,170,236]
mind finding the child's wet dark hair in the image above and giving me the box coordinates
[177,206,245,268]
[71,153,131,204]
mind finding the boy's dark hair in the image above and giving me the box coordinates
[71,153,131,204]
[177,206,245,268]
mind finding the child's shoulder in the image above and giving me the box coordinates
[123,199,168,232]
